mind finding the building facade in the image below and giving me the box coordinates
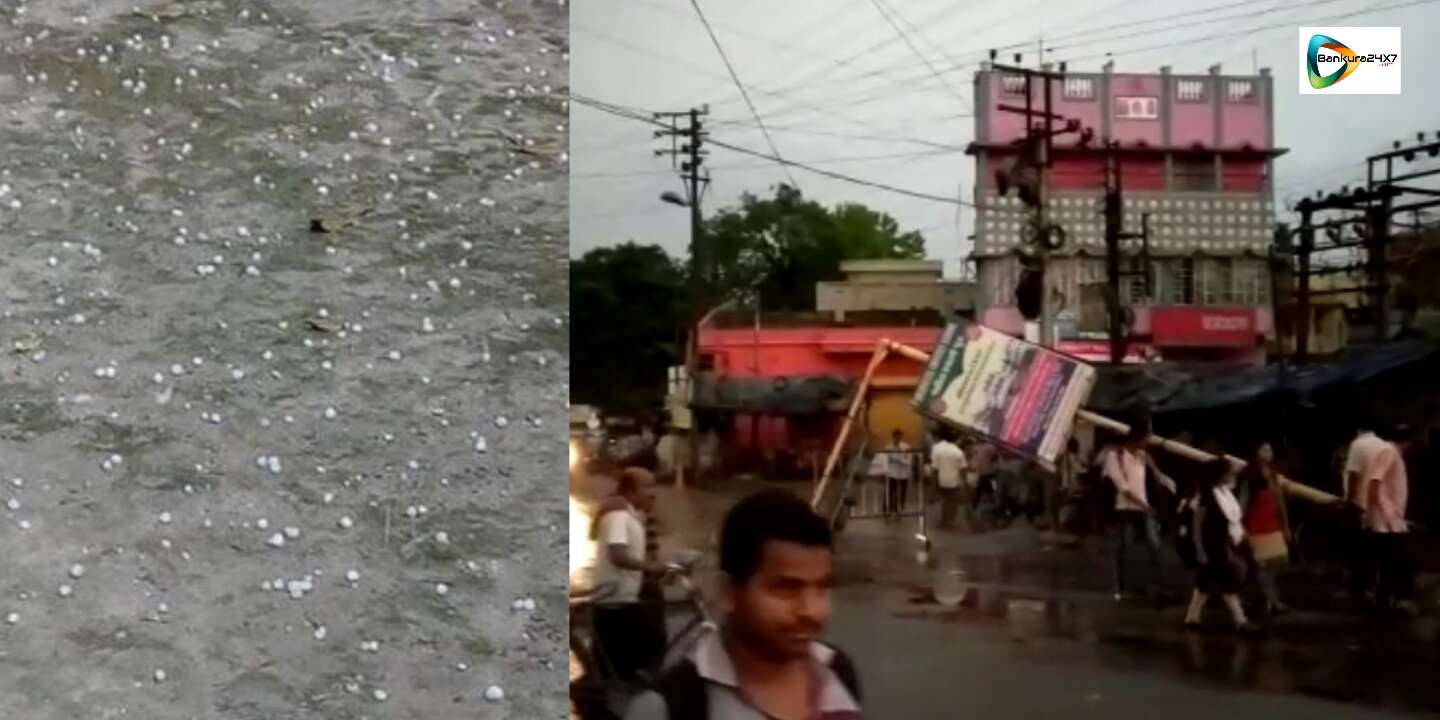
[969,63,1285,363]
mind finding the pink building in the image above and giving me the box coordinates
[970,63,1286,363]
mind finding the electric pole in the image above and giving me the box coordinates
[1103,140,1124,364]
[655,107,710,483]
[992,63,1080,347]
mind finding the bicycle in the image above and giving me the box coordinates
[570,555,716,720]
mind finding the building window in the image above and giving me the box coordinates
[1226,80,1255,102]
[1161,258,1196,305]
[1121,256,1150,305]
[1233,260,1270,305]
[1062,76,1094,100]
[1198,258,1234,305]
[1000,74,1027,95]
[1172,156,1216,192]
[1176,79,1206,102]
[1114,96,1158,120]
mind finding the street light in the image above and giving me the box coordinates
[660,191,689,207]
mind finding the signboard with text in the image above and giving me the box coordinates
[1150,307,1257,347]
[912,324,1096,470]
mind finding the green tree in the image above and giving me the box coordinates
[702,184,927,311]
[570,243,687,415]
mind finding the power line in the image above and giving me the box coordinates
[570,93,971,207]
[688,0,798,189]
[708,118,968,151]
[1056,0,1440,64]
[572,148,960,179]
[866,0,967,106]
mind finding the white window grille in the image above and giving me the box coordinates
[1001,74,1027,95]
[1176,79,1206,101]
[1114,96,1158,119]
[1226,80,1255,102]
[1062,76,1094,99]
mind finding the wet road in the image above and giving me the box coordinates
[0,1,567,717]
[627,480,1440,718]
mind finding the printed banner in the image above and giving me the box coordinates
[912,324,1096,470]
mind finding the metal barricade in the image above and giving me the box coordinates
[846,447,927,521]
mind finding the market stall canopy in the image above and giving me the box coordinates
[691,373,852,415]
[1087,341,1439,415]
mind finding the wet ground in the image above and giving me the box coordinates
[0,1,567,717]
[602,479,1440,718]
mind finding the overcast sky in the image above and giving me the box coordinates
[570,0,1440,275]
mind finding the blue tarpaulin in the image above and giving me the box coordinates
[1088,341,1439,415]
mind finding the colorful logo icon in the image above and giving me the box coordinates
[1307,34,1359,89]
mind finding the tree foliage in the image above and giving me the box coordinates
[703,184,926,310]
[570,243,687,416]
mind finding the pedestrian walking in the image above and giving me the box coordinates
[883,430,913,519]
[625,491,862,720]
[1184,458,1260,634]
[1240,441,1291,616]
[969,439,999,525]
[1343,414,1387,602]
[590,469,674,679]
[928,428,968,530]
[1366,424,1417,617]
[1101,422,1177,600]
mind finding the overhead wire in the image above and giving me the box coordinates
[570,93,971,207]
[865,0,968,106]
[571,147,960,179]
[687,0,798,188]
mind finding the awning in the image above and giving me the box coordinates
[691,373,853,415]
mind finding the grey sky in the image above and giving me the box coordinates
[570,0,1440,274]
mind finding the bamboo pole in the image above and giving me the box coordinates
[816,339,1340,507]
[812,343,892,506]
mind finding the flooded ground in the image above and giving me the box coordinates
[0,0,567,717]
[617,480,1440,718]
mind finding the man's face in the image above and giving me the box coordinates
[727,541,832,661]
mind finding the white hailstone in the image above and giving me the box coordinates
[323,492,335,504]
[448,278,461,289]
[266,532,286,548]
[373,689,388,702]
[387,350,401,361]
[154,669,167,683]
[435,583,449,596]
[313,626,327,640]
[422,317,435,333]
[405,506,418,519]
[494,416,509,429]
[192,357,204,367]
[256,518,270,530]
[360,640,379,652]
[152,372,165,385]
[338,516,353,529]
[262,350,274,361]
[324,407,337,420]
[483,686,505,702]
[69,564,85,579]
[58,585,73,598]
[283,526,300,540]
[457,662,468,671]
[18,520,30,530]
[170,364,185,376]
[267,456,282,474]
[434,531,449,545]
[159,512,172,525]
[5,498,18,511]
[5,613,17,625]
[157,603,170,615]
[231,369,245,380]
[345,569,360,583]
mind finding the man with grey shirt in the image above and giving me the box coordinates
[625,491,861,720]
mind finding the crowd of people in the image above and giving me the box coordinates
[902,411,1424,627]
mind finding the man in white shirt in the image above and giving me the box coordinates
[884,430,914,518]
[591,469,671,679]
[1343,416,1387,601]
[1102,423,1176,601]
[929,428,968,530]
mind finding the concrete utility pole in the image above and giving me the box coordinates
[656,107,710,482]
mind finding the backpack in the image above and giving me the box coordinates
[655,643,862,720]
